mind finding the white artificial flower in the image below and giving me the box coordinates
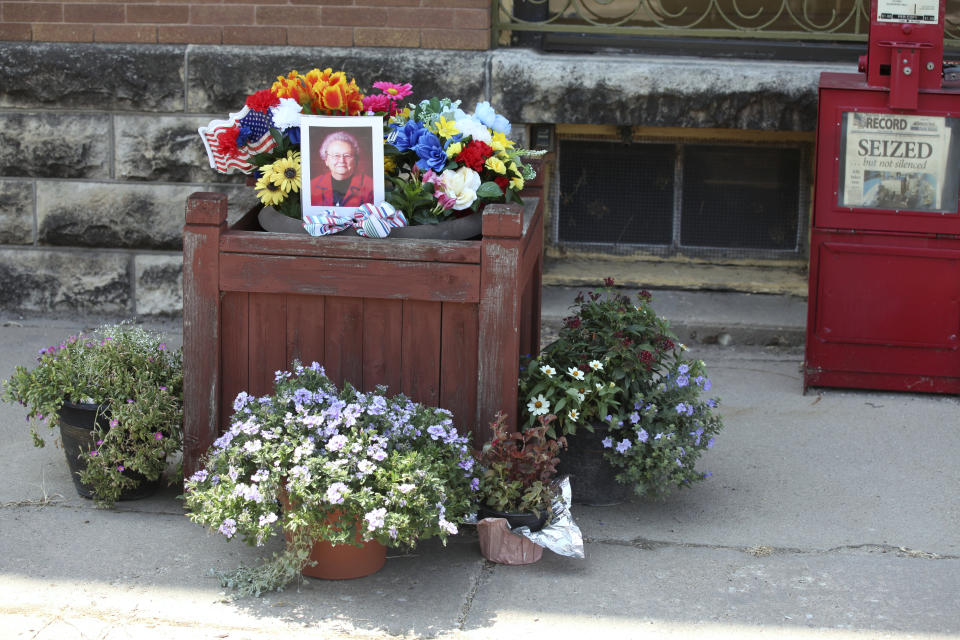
[440,166,481,210]
[270,97,302,130]
[453,112,492,144]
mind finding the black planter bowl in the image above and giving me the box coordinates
[58,401,162,501]
[557,424,634,506]
[257,205,482,240]
[477,506,549,532]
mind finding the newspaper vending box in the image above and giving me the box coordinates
[804,0,960,393]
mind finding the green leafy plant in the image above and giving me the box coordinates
[474,414,566,517]
[519,278,724,498]
[1,324,183,507]
[184,361,479,596]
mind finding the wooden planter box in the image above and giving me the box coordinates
[181,193,544,476]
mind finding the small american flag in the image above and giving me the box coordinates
[199,106,278,174]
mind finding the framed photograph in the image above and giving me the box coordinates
[300,115,385,219]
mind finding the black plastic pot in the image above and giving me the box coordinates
[58,401,162,501]
[477,507,549,532]
[556,423,633,506]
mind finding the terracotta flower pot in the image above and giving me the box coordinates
[277,488,386,580]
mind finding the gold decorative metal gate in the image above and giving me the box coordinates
[492,0,960,47]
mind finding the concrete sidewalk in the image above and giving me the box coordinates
[0,291,958,639]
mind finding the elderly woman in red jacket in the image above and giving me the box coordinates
[310,131,374,208]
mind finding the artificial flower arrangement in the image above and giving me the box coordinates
[199,68,541,231]
[519,279,724,498]
[184,361,479,596]
[1,324,184,507]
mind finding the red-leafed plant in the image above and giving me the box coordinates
[474,413,566,517]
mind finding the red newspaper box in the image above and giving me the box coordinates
[804,0,960,393]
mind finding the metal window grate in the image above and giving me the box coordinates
[681,145,801,250]
[555,137,808,259]
[557,140,674,246]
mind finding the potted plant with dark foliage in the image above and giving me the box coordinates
[2,324,184,507]
[473,414,566,564]
[518,278,724,504]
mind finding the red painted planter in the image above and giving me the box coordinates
[181,192,545,477]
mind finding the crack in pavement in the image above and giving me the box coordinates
[585,536,959,560]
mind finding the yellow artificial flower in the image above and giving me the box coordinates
[384,155,397,174]
[484,156,507,175]
[510,174,525,190]
[256,172,287,207]
[433,116,459,139]
[270,151,301,194]
[445,141,463,159]
[490,131,515,152]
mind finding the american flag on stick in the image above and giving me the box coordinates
[199,106,278,174]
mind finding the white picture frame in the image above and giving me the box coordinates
[300,115,385,219]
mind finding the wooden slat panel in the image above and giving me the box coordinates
[286,294,325,369]
[440,302,479,432]
[248,293,287,397]
[221,231,482,264]
[220,253,481,303]
[361,299,403,394]
[401,300,442,407]
[324,297,364,389]
[477,237,522,446]
[219,292,248,432]
[182,192,226,477]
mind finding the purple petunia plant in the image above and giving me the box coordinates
[184,361,479,596]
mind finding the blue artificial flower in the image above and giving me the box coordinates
[285,127,301,145]
[413,132,448,172]
[390,121,427,152]
[473,101,511,134]
[235,126,254,147]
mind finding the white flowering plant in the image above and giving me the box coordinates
[518,356,623,438]
[184,361,479,595]
[519,279,724,498]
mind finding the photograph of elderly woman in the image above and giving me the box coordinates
[309,128,375,207]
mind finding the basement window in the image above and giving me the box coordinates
[555,133,810,259]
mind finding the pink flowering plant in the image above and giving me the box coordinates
[519,279,723,498]
[184,361,479,596]
[1,324,184,507]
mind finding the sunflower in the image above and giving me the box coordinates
[270,151,301,194]
[256,171,287,207]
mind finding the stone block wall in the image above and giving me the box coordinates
[0,40,840,316]
[0,0,491,50]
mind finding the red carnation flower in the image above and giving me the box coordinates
[245,89,281,112]
[494,176,509,192]
[215,126,241,158]
[456,140,494,172]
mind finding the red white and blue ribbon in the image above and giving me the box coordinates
[303,203,408,238]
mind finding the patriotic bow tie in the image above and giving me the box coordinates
[303,203,409,238]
